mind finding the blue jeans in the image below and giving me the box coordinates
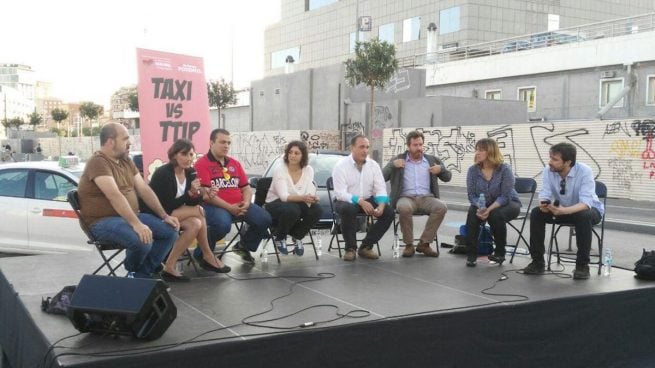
[199,203,272,257]
[90,213,178,278]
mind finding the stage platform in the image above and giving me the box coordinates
[2,241,655,368]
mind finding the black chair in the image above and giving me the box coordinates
[547,181,607,275]
[508,177,537,263]
[252,177,319,261]
[392,210,440,257]
[325,176,381,258]
[67,190,126,276]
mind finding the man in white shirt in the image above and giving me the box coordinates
[332,134,394,261]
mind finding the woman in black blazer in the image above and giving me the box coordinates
[147,139,230,282]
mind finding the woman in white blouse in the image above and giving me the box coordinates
[265,141,322,255]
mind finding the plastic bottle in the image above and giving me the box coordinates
[603,247,612,276]
[315,231,323,257]
[478,193,487,211]
[393,233,400,258]
[260,242,269,264]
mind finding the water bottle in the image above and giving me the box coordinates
[478,193,487,210]
[260,242,269,264]
[314,230,323,257]
[393,233,400,258]
[603,247,612,276]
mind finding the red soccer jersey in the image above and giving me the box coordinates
[194,152,248,205]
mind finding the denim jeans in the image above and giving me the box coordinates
[199,203,272,256]
[90,213,178,278]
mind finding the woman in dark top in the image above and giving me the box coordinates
[464,138,521,267]
[148,139,230,282]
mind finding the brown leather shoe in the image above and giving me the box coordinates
[358,246,379,260]
[402,245,415,257]
[417,243,439,257]
[343,249,356,261]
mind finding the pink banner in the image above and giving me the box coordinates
[136,48,211,180]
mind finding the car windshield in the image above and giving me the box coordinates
[264,153,345,188]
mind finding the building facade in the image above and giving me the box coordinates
[265,0,655,76]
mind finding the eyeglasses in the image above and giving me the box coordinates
[559,179,566,195]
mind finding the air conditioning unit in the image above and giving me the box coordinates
[600,71,615,79]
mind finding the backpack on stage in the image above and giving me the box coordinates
[634,249,655,280]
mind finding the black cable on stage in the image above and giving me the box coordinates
[41,271,362,367]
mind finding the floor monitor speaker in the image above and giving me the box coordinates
[67,274,176,340]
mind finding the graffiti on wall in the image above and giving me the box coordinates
[230,130,342,175]
[343,119,365,149]
[383,119,654,201]
[301,130,341,151]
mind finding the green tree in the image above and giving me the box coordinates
[127,88,140,128]
[8,117,25,131]
[344,38,398,135]
[79,101,104,136]
[28,110,43,130]
[51,108,69,132]
[2,119,9,136]
[207,79,237,129]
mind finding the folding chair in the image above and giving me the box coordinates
[67,190,126,276]
[392,210,440,256]
[326,176,381,258]
[547,181,607,275]
[508,177,537,263]
[252,177,320,261]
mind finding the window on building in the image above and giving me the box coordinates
[271,47,300,69]
[379,23,395,44]
[403,17,421,42]
[599,78,624,108]
[518,87,537,112]
[306,0,337,11]
[349,32,366,53]
[647,75,655,106]
[439,6,460,35]
[485,90,502,100]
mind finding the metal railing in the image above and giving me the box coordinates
[397,12,655,68]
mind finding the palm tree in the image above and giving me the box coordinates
[344,38,398,136]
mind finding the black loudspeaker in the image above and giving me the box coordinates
[67,275,177,340]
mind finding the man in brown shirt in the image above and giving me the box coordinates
[77,122,179,278]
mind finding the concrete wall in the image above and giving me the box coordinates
[251,69,312,131]
[210,106,251,132]
[383,118,655,201]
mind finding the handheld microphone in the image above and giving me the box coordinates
[188,170,200,195]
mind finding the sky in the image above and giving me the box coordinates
[2,0,281,108]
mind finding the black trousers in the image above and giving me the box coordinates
[465,201,521,257]
[334,198,394,251]
[529,206,601,266]
[265,200,322,241]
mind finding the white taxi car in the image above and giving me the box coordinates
[0,157,90,254]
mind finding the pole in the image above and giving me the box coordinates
[355,0,359,43]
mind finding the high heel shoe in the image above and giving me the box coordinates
[198,258,231,273]
[488,254,506,265]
